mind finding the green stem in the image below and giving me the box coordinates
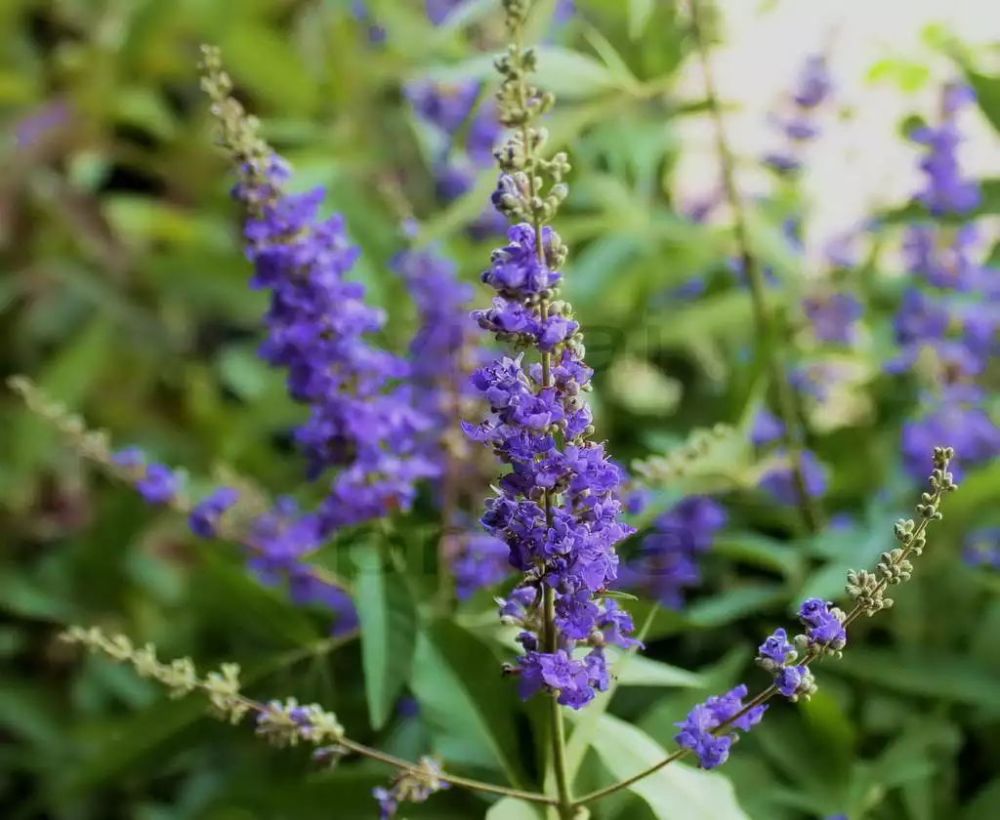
[544,587,574,818]
[688,0,821,534]
[509,10,575,814]
[571,462,951,809]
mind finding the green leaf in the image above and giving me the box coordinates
[533,45,621,99]
[411,621,526,786]
[832,648,1000,710]
[485,797,543,820]
[611,651,704,688]
[628,0,655,39]
[589,714,749,820]
[355,550,417,730]
[686,583,787,628]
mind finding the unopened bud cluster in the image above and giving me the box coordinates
[845,446,956,613]
[61,626,249,724]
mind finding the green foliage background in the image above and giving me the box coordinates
[1,1,998,818]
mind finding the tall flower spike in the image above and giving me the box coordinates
[466,0,636,714]
[892,82,999,482]
[200,47,436,549]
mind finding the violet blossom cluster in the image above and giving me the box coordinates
[751,410,828,505]
[197,46,438,629]
[764,54,833,174]
[674,685,767,769]
[893,82,1000,481]
[465,1,637,710]
[394,244,510,598]
[622,496,727,609]
[677,596,846,770]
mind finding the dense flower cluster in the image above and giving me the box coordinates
[394,246,476,462]
[394,245,512,599]
[465,3,637,710]
[200,48,440,630]
[622,496,727,608]
[893,82,999,481]
[674,685,767,769]
[238,163,435,523]
[764,54,833,174]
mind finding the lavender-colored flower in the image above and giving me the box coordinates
[893,287,950,347]
[757,628,795,666]
[519,649,606,709]
[759,449,827,504]
[774,664,814,699]
[901,405,1000,482]
[373,786,399,819]
[14,100,71,149]
[136,463,180,505]
[793,55,833,109]
[289,570,359,636]
[406,80,482,135]
[394,247,475,440]
[452,534,510,599]
[803,292,863,344]
[189,486,240,538]
[674,684,767,769]
[351,1,386,44]
[624,496,728,609]
[112,446,146,471]
[911,83,981,216]
[235,156,436,538]
[751,408,786,447]
[903,224,984,292]
[798,598,846,650]
[963,528,1000,570]
[764,54,833,172]
[425,0,462,25]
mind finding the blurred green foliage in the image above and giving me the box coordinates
[1,1,999,819]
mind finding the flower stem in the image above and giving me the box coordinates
[571,449,954,808]
[687,0,822,534]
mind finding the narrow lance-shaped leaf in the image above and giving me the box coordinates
[355,549,417,730]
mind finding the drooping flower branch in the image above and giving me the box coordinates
[60,625,557,814]
[573,445,957,806]
[7,376,358,634]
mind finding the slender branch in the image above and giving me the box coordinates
[7,375,352,593]
[687,0,821,533]
[572,450,954,808]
